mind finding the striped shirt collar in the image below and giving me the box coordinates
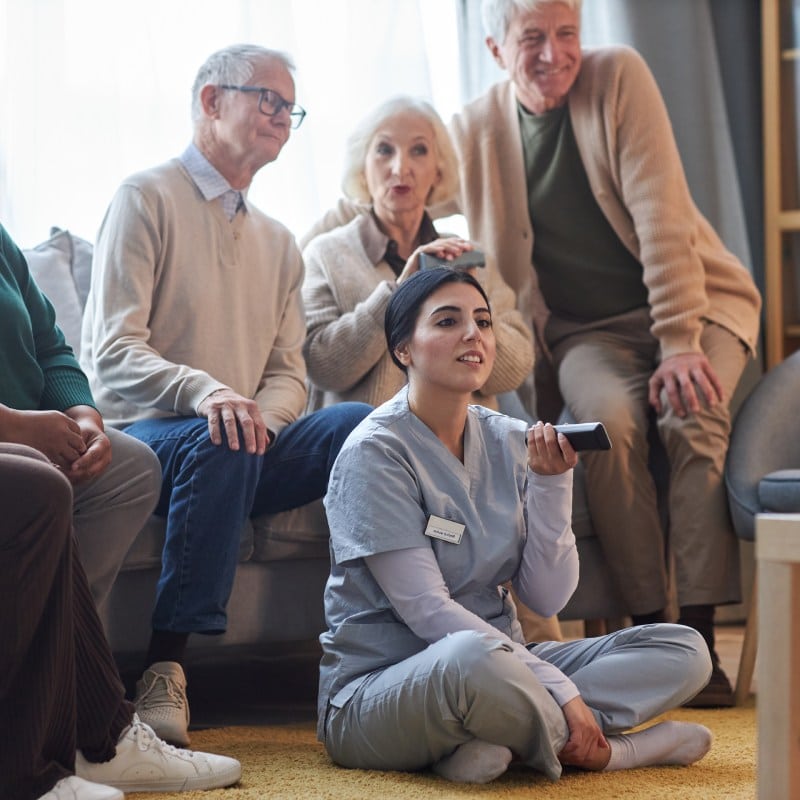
[180,143,248,220]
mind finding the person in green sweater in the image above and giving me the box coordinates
[0,223,243,800]
[0,222,161,607]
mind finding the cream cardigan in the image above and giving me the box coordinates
[301,213,533,412]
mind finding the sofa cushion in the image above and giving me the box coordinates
[122,516,255,571]
[63,229,93,308]
[118,499,329,572]
[23,227,93,354]
[758,469,800,514]
[252,499,330,561]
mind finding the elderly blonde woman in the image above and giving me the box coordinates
[301,96,533,413]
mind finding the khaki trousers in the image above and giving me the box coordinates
[546,308,747,614]
[71,427,161,609]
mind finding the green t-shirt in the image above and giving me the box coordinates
[0,224,95,411]
[519,102,648,321]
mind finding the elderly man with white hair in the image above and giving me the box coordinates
[81,44,370,746]
[442,0,761,708]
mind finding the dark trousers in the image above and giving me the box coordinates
[0,444,134,800]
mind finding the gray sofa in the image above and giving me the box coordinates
[26,227,334,662]
[26,226,631,664]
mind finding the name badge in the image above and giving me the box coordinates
[424,515,465,545]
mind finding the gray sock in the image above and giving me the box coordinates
[432,738,513,783]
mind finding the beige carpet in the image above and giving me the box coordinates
[137,700,756,799]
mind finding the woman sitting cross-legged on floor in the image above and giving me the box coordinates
[317,267,714,783]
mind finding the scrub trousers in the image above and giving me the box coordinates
[322,624,711,780]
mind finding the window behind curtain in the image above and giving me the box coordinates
[0,0,461,247]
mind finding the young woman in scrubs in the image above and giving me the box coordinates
[317,267,714,784]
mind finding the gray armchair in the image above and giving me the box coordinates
[726,349,800,540]
[724,349,800,702]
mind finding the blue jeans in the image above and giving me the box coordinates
[125,403,370,634]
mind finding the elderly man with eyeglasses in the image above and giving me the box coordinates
[81,44,370,746]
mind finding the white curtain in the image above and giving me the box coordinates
[580,0,753,272]
[0,0,461,247]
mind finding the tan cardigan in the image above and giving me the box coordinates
[301,213,533,412]
[443,45,761,364]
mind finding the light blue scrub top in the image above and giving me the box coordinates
[317,387,567,738]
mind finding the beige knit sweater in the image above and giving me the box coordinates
[81,159,307,434]
[301,213,533,412]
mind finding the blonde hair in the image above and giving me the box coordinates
[341,96,459,206]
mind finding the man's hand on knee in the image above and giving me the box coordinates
[648,353,724,418]
[197,388,269,455]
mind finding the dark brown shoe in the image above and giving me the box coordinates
[683,663,735,708]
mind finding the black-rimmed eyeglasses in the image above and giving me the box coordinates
[219,85,306,129]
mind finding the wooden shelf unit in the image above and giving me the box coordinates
[763,1,800,366]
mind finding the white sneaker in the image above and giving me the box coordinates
[133,661,190,746]
[75,715,242,792]
[38,775,123,800]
